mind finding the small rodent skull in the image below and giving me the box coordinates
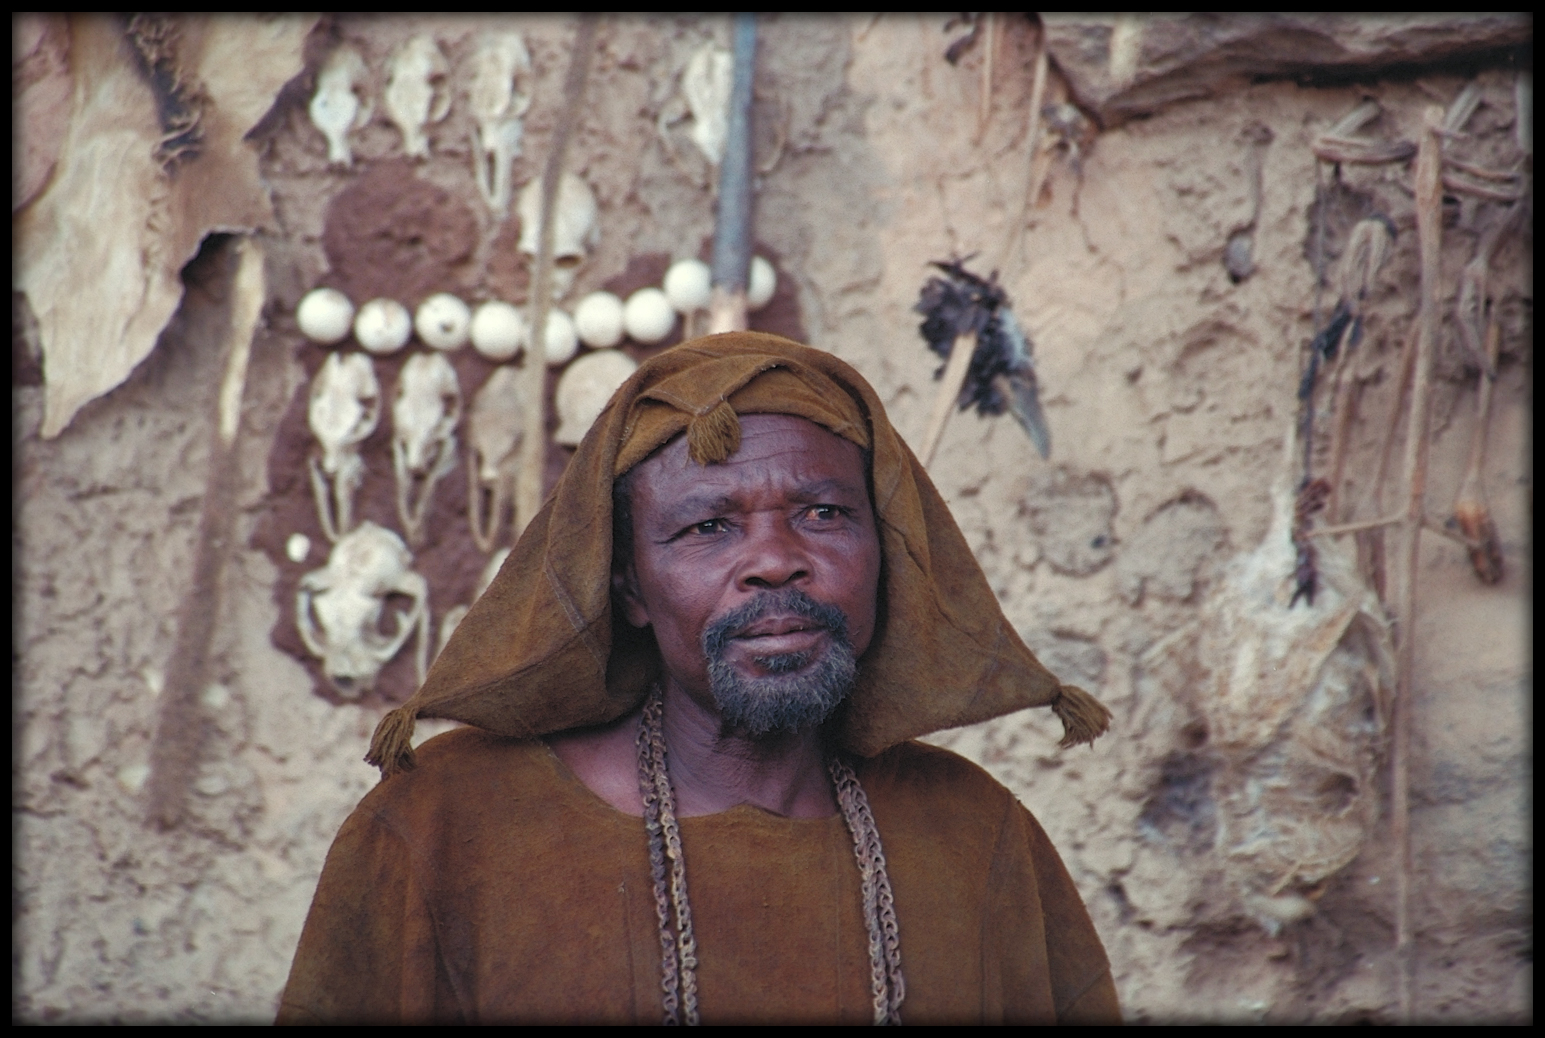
[466,31,532,215]
[308,46,371,167]
[517,172,599,300]
[308,351,381,475]
[392,352,462,545]
[384,33,451,160]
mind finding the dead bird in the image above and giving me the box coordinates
[915,257,1051,458]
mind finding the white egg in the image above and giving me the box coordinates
[555,349,639,446]
[286,533,312,563]
[662,258,712,313]
[469,301,526,362]
[748,255,777,310]
[353,298,413,354]
[538,309,579,366]
[573,291,626,349]
[296,287,355,345]
[624,287,676,345]
[414,293,472,351]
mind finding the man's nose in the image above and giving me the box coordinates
[737,519,811,589]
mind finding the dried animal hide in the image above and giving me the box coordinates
[12,14,316,439]
[1141,450,1394,934]
[13,16,73,214]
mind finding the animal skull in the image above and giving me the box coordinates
[392,351,462,546]
[297,521,429,697]
[466,32,533,215]
[309,46,372,167]
[384,33,451,160]
[466,365,525,553]
[682,44,733,166]
[517,172,599,300]
[307,351,381,543]
[554,349,638,446]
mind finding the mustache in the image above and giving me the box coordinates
[701,588,852,659]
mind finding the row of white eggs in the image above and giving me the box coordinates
[295,256,778,363]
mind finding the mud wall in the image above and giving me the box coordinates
[14,14,1531,1023]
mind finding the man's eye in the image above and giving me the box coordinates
[805,505,842,521]
[690,519,727,535]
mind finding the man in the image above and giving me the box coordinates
[277,333,1119,1024]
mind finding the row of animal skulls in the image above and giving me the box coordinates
[296,519,510,699]
[308,346,637,553]
[295,253,778,360]
[311,32,740,218]
[310,32,534,215]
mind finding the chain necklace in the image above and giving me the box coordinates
[636,685,905,1025]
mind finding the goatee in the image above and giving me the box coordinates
[701,588,858,738]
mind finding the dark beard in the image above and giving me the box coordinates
[700,588,858,738]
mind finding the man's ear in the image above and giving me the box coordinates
[612,562,650,629]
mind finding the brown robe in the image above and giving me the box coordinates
[278,727,1119,1024]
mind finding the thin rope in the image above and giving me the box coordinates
[638,686,905,1024]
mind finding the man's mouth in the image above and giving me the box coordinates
[702,588,852,667]
[734,615,818,639]
[731,616,827,656]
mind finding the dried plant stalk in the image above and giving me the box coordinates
[920,333,978,468]
[516,18,597,536]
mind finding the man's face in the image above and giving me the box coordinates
[615,413,882,736]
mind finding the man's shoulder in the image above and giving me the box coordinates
[353,726,550,822]
[856,739,1022,830]
[860,738,1010,790]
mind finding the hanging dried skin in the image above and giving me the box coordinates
[14,14,315,439]
[1144,447,1394,933]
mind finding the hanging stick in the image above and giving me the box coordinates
[919,333,977,468]
[1021,40,1052,213]
[1392,104,1445,1024]
[975,13,995,143]
[515,17,596,536]
[145,238,266,829]
[997,31,1049,274]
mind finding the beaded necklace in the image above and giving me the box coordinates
[636,686,905,1024]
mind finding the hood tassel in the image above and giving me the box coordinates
[687,399,742,465]
[366,705,420,779]
[1051,684,1113,748]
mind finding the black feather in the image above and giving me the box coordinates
[914,257,1051,457]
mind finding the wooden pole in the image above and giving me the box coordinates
[707,14,757,336]
[515,17,597,536]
